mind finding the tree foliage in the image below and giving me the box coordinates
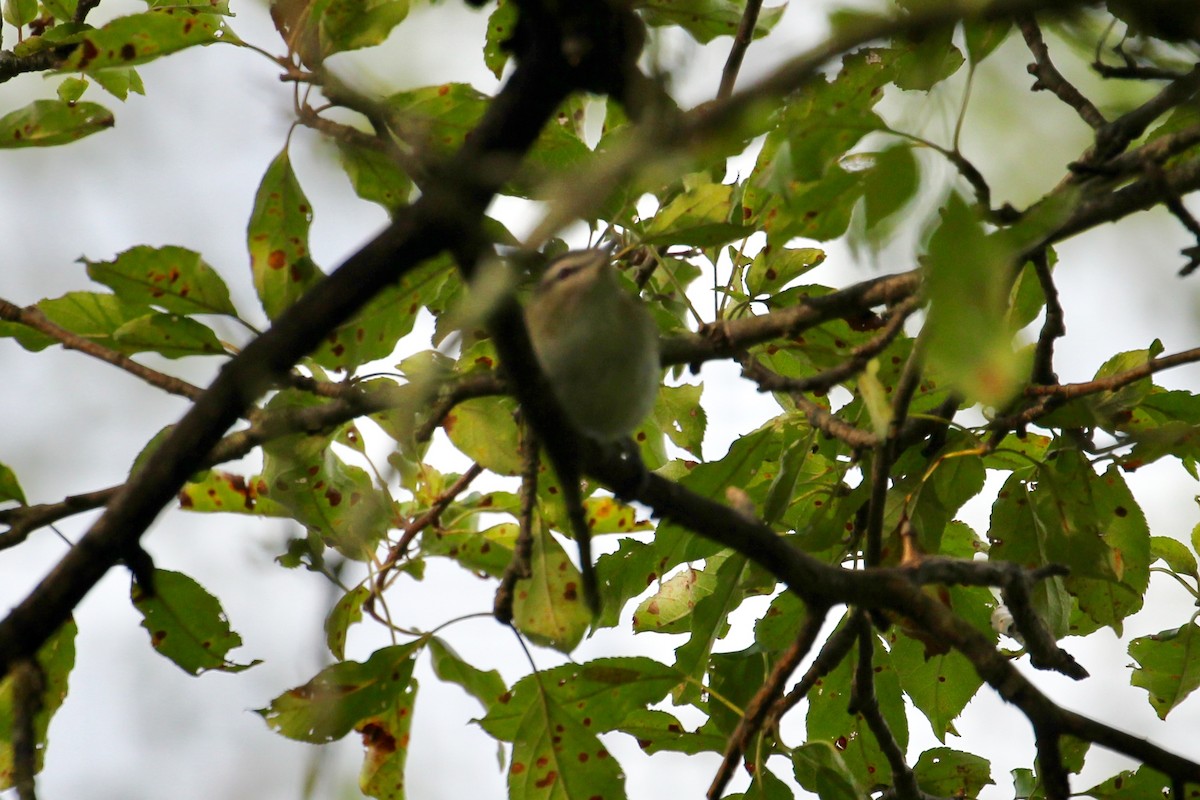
[3,0,1200,798]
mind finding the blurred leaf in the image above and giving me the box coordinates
[326,586,370,660]
[61,9,237,72]
[640,181,752,247]
[258,641,421,743]
[891,25,964,90]
[248,148,321,320]
[913,747,993,798]
[131,569,260,675]
[483,0,516,78]
[617,708,726,755]
[963,18,1012,63]
[179,470,290,516]
[320,0,408,55]
[443,396,522,476]
[923,194,1026,407]
[84,245,238,317]
[639,0,786,44]
[0,99,112,148]
[337,139,413,212]
[673,554,746,701]
[41,0,76,21]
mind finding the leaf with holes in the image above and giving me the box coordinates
[913,747,993,798]
[131,570,259,675]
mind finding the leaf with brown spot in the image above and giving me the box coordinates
[357,677,417,800]
[248,148,321,320]
[131,569,260,675]
[257,641,420,744]
[60,8,238,72]
[84,245,238,317]
[0,98,112,149]
[511,521,592,652]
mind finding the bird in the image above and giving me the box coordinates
[522,248,660,613]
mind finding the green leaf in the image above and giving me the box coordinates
[248,148,321,320]
[443,396,522,476]
[891,589,990,740]
[745,246,825,297]
[320,0,408,55]
[672,554,747,701]
[480,657,678,740]
[429,637,506,713]
[57,77,89,104]
[179,470,290,516]
[310,260,449,371]
[483,0,516,78]
[0,462,27,505]
[640,181,753,247]
[652,382,706,457]
[336,139,413,212]
[791,741,861,800]
[111,312,226,358]
[326,586,369,660]
[891,26,965,91]
[357,677,417,800]
[639,0,786,44]
[1130,621,1200,719]
[42,0,77,21]
[62,9,237,72]
[36,291,149,346]
[924,194,1026,406]
[510,522,593,651]
[616,708,727,755]
[0,619,75,790]
[3,0,37,29]
[1082,764,1170,799]
[131,569,259,675]
[963,18,1012,64]
[632,566,713,634]
[257,641,422,743]
[90,67,145,100]
[84,245,238,316]
[0,99,113,148]
[913,747,993,798]
[1149,535,1198,579]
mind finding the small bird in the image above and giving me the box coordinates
[523,248,660,613]
[525,249,660,441]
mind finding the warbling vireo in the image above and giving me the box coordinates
[523,248,660,614]
[525,249,660,440]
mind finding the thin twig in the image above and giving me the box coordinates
[0,297,204,401]
[1017,14,1107,129]
[717,0,764,100]
[708,604,830,800]
[495,421,539,623]
[850,614,922,800]
[1030,249,1064,386]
